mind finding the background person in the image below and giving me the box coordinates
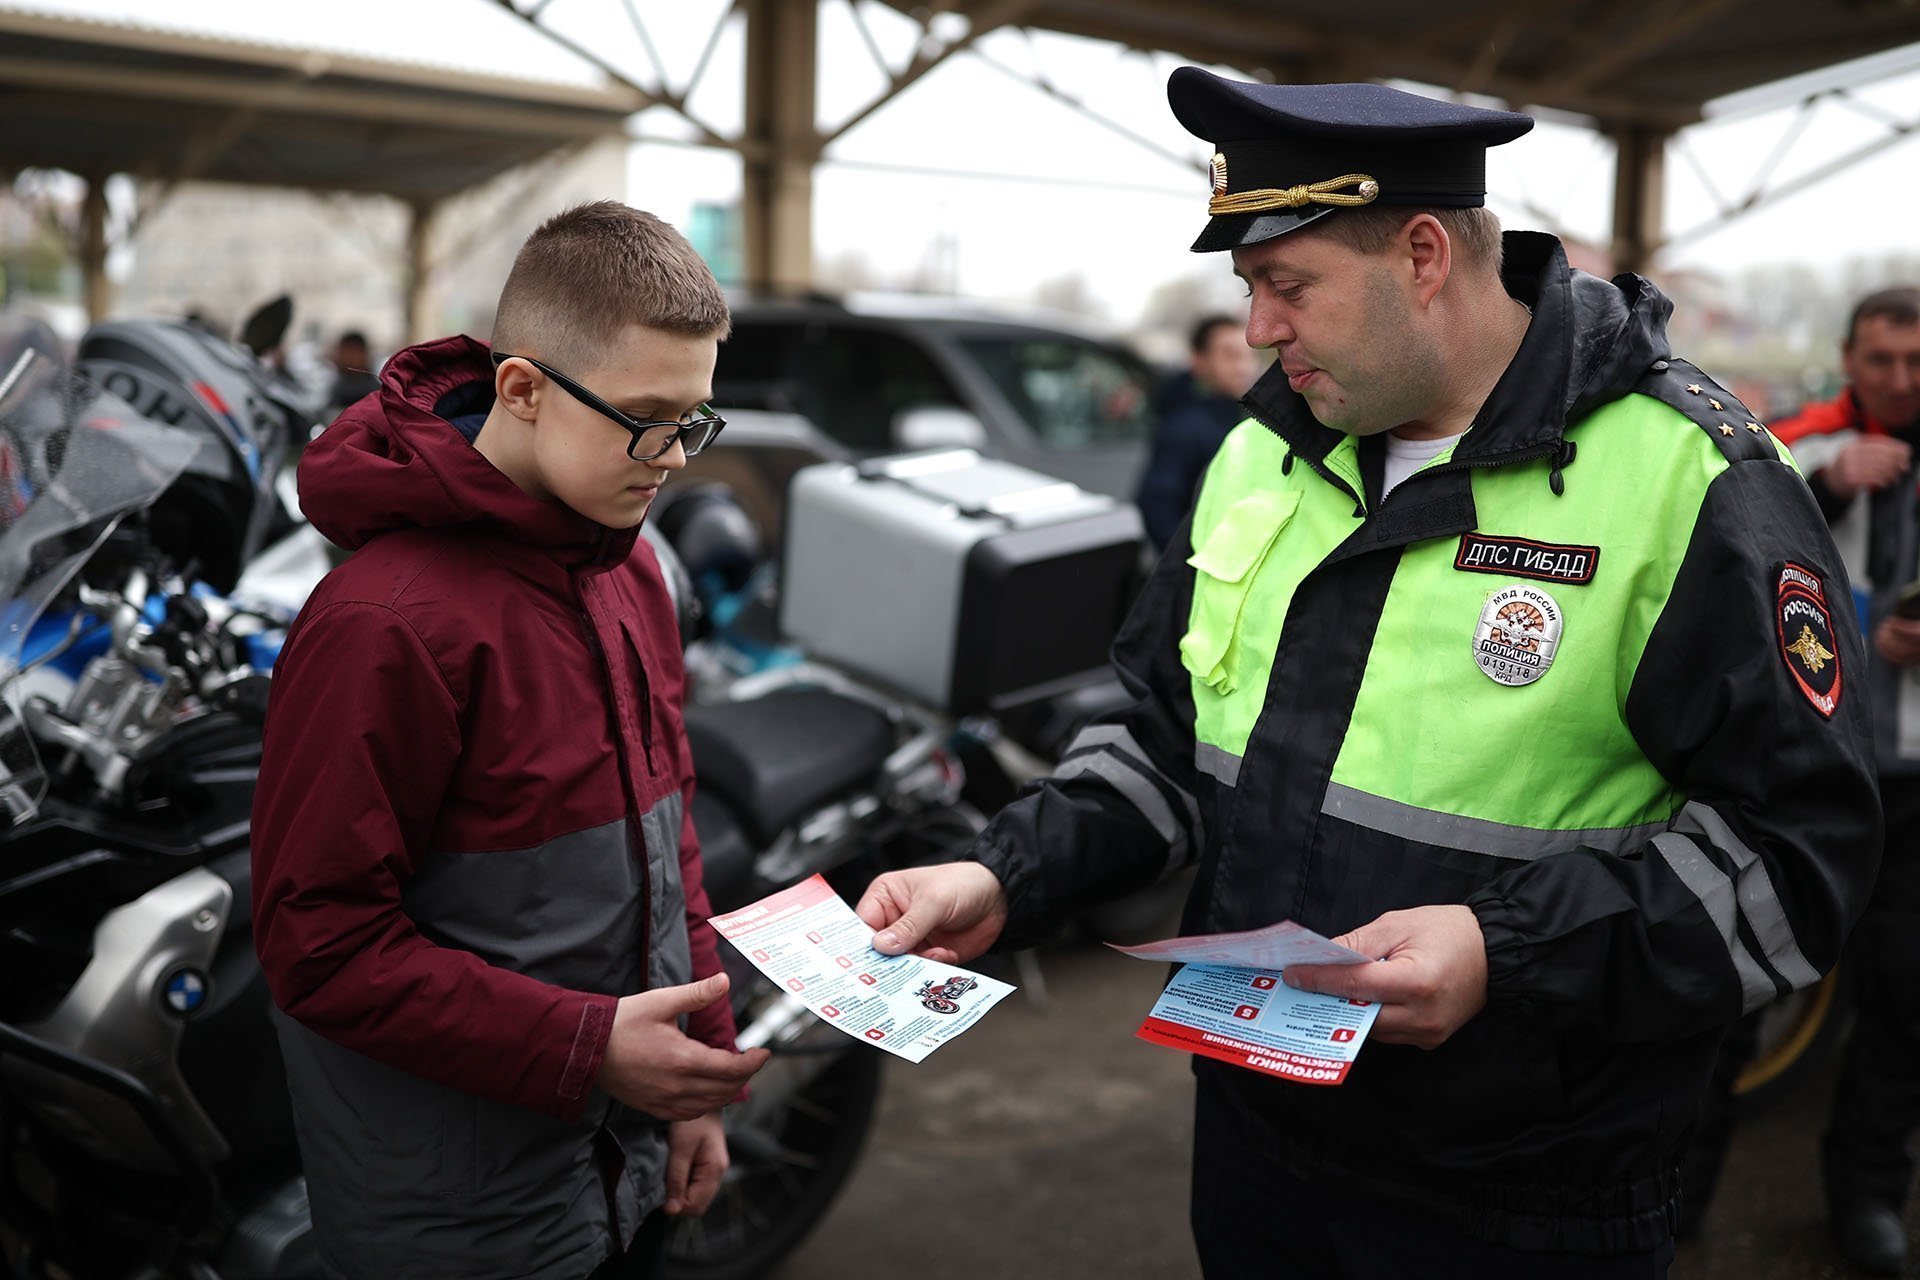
[858,70,1879,1280]
[252,202,768,1280]
[1771,285,1920,1276]
[326,328,382,412]
[1135,312,1259,549]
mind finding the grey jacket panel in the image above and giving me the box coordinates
[403,816,650,992]
[286,796,691,1279]
[278,1007,622,1280]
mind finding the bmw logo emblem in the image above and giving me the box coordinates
[161,967,209,1016]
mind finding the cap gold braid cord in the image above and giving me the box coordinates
[1208,173,1381,216]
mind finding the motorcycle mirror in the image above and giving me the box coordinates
[238,294,293,358]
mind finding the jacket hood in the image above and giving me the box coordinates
[298,335,637,565]
[1242,230,1674,466]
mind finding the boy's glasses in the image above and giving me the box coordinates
[490,351,727,461]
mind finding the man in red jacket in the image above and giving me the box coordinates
[251,201,768,1280]
[1772,286,1920,1275]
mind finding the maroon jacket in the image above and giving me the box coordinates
[252,335,733,1279]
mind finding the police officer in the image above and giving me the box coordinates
[857,70,1879,1278]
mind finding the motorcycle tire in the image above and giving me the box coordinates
[1732,964,1848,1108]
[661,1035,882,1280]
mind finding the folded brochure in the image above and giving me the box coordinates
[708,874,1013,1063]
[1112,921,1381,1085]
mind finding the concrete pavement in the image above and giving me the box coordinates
[777,935,1911,1279]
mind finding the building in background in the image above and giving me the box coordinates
[115,136,629,359]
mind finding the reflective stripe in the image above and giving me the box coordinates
[1653,832,1780,1014]
[1053,752,1184,858]
[1320,782,1669,861]
[1672,801,1821,991]
[1065,723,1203,830]
[1195,742,1241,787]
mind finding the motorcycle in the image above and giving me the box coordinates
[664,656,988,1280]
[0,338,312,1279]
[654,479,1190,945]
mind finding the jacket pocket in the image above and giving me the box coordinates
[616,617,658,780]
[1180,489,1300,694]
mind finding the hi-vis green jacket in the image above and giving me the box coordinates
[973,233,1880,1253]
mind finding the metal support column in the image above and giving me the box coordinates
[81,173,110,322]
[741,0,818,295]
[403,199,440,344]
[1608,123,1670,277]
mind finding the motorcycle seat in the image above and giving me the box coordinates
[690,789,755,910]
[684,688,896,848]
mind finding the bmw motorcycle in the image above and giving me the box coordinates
[0,337,312,1279]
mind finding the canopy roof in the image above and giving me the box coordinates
[0,7,645,202]
[885,0,1920,128]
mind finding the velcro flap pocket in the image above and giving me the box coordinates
[1180,490,1300,692]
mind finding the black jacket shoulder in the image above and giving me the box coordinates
[1635,359,1777,463]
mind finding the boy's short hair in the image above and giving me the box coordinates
[1309,206,1505,277]
[492,201,730,371]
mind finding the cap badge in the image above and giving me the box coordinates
[1209,152,1229,195]
[1209,172,1381,216]
[1473,584,1562,687]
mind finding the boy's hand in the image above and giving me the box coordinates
[596,974,770,1120]
[664,1113,729,1216]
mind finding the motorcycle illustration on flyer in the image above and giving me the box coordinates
[708,874,1014,1063]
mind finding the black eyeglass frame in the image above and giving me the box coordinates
[490,351,726,461]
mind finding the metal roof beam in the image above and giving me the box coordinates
[1528,0,1745,96]
[819,0,1042,148]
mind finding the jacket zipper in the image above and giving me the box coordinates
[577,584,652,989]
[1248,411,1368,516]
[1254,406,1573,515]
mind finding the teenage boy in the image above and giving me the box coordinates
[252,201,769,1280]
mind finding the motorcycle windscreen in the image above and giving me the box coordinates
[0,344,198,823]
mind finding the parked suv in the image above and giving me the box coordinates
[713,294,1156,498]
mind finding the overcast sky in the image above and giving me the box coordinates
[14,0,1920,321]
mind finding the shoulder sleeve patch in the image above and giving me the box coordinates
[1776,561,1842,717]
[1636,358,1779,463]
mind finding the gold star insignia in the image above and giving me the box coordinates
[1709,398,1723,410]
[1787,625,1834,676]
[1746,421,1763,433]
[1686,384,1703,394]
[1718,423,1735,436]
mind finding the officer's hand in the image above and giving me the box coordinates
[1281,905,1487,1050]
[857,863,1009,965]
[664,1113,729,1216]
[1877,615,1920,667]
[594,974,771,1120]
[1823,435,1912,499]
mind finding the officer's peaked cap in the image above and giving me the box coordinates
[1168,69,1534,254]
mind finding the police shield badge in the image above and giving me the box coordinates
[1776,562,1841,718]
[1473,584,1562,686]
